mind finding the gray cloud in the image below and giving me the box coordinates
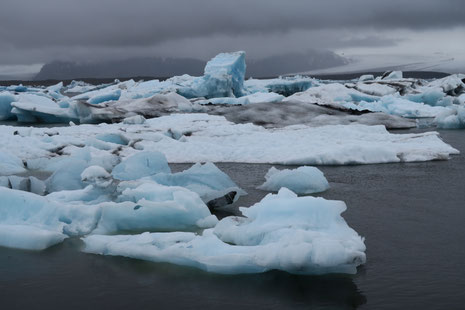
[0,0,463,65]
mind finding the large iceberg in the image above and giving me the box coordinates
[83,188,366,275]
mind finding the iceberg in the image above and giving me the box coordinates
[83,188,366,275]
[175,52,246,99]
[258,166,329,194]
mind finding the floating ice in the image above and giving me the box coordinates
[258,166,329,194]
[343,95,449,118]
[134,114,457,164]
[0,92,16,120]
[153,162,246,204]
[382,71,403,80]
[0,187,99,250]
[0,175,46,195]
[176,52,246,99]
[79,92,199,123]
[0,151,26,175]
[11,93,78,123]
[83,188,366,275]
[94,181,218,234]
[0,175,217,250]
[111,151,171,181]
[0,114,458,168]
[435,106,465,129]
[81,165,112,188]
[46,158,88,192]
[244,76,315,96]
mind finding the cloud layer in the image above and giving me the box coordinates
[0,0,464,67]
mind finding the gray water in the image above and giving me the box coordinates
[1,129,464,309]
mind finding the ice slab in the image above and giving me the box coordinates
[135,114,458,164]
[258,166,329,194]
[82,188,366,275]
[0,114,458,168]
[0,224,66,250]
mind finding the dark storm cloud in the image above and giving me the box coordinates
[0,0,463,65]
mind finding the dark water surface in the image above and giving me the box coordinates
[1,129,464,309]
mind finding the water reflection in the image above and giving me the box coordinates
[0,238,366,310]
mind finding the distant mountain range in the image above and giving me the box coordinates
[34,50,348,81]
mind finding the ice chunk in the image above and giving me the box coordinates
[355,83,397,97]
[178,52,246,98]
[0,187,100,250]
[284,83,378,107]
[94,181,217,234]
[0,151,26,175]
[111,151,171,181]
[196,97,250,105]
[243,92,285,104]
[345,95,449,118]
[6,84,28,92]
[0,92,16,120]
[46,158,88,192]
[426,74,465,95]
[258,166,329,194]
[435,106,465,129]
[152,162,246,204]
[81,165,112,188]
[382,71,403,80]
[244,76,314,97]
[29,176,47,195]
[88,89,121,105]
[11,93,78,123]
[123,115,146,125]
[359,74,374,82]
[0,224,66,250]
[79,92,197,123]
[201,51,246,98]
[83,188,366,275]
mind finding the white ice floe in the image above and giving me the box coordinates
[258,166,329,194]
[82,188,366,275]
[0,114,458,169]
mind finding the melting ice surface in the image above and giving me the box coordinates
[82,188,366,275]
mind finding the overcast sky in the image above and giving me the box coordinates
[1,0,464,76]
